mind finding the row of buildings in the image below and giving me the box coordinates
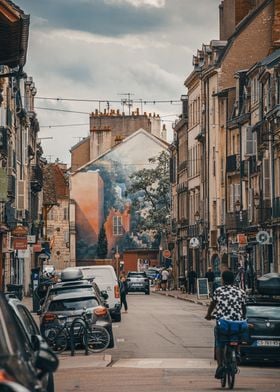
[170,0,280,288]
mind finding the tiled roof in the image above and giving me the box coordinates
[43,164,69,205]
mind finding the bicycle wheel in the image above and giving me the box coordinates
[227,347,237,390]
[85,325,110,353]
[45,327,68,353]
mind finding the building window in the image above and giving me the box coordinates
[113,216,123,236]
[63,207,68,221]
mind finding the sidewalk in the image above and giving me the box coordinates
[152,288,211,307]
[22,295,112,368]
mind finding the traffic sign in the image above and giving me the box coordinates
[162,249,171,258]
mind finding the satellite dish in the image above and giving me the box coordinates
[189,237,200,249]
[256,231,270,245]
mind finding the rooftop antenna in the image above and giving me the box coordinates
[118,92,134,115]
[38,137,54,141]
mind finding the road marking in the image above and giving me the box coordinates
[112,358,216,369]
[116,338,125,342]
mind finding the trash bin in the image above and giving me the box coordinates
[6,284,23,301]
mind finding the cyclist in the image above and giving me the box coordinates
[205,270,246,379]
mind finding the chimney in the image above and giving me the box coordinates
[219,0,257,41]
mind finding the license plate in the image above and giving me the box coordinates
[256,340,280,347]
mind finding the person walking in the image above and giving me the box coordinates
[188,268,197,294]
[205,266,215,296]
[161,268,169,291]
[119,275,128,313]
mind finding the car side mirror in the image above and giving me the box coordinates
[35,347,59,376]
[101,290,109,300]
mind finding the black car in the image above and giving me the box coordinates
[40,291,114,348]
[0,292,58,391]
[126,271,150,294]
[40,279,108,314]
[239,296,280,364]
[5,295,57,392]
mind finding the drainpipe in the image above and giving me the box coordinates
[269,120,275,272]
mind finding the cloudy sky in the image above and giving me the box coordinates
[15,0,220,164]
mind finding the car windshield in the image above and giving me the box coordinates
[48,297,99,311]
[51,287,92,296]
[82,268,112,282]
[246,305,280,319]
[128,273,146,278]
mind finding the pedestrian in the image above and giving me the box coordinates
[205,266,215,296]
[161,268,169,291]
[119,275,128,313]
[188,268,197,294]
[155,270,162,291]
[167,268,173,291]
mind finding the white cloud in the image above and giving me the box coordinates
[105,0,165,7]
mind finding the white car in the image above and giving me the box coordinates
[64,266,122,322]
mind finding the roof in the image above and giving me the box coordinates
[69,136,90,152]
[71,128,170,176]
[0,0,30,67]
[49,291,97,301]
[43,163,69,205]
[260,48,280,67]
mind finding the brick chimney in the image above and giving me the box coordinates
[219,0,259,40]
[272,0,280,49]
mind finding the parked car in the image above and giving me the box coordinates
[40,274,108,314]
[40,291,114,348]
[239,296,280,364]
[6,294,58,391]
[64,266,121,322]
[126,271,150,295]
[0,381,32,392]
[145,268,161,282]
[0,292,58,392]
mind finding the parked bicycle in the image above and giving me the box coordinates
[44,309,110,355]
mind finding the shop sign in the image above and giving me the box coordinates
[13,237,28,250]
[12,225,28,237]
[17,249,30,258]
[33,243,42,252]
[27,235,36,244]
[237,234,247,245]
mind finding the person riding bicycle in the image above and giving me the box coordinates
[205,270,246,379]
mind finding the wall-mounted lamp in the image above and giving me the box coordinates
[254,192,260,208]
[194,211,200,223]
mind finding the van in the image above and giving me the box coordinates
[65,266,121,322]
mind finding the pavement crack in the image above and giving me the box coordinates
[155,331,176,345]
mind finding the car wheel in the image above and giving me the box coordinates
[46,373,54,392]
[145,290,150,295]
[107,327,114,348]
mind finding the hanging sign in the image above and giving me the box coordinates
[12,226,28,237]
[13,237,28,250]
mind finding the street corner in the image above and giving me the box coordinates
[57,353,112,370]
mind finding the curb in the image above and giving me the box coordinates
[152,290,210,307]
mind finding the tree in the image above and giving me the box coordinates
[97,224,108,258]
[129,151,170,238]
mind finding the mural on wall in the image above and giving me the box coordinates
[71,129,169,260]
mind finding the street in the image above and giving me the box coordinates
[54,293,280,392]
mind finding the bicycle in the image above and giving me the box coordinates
[44,310,110,355]
[216,319,249,390]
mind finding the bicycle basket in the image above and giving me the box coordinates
[217,319,249,342]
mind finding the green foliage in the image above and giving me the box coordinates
[97,224,108,258]
[129,151,170,234]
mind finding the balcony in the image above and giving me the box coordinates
[30,165,43,192]
[226,154,240,173]
[225,210,248,231]
[178,160,188,173]
[187,224,199,237]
